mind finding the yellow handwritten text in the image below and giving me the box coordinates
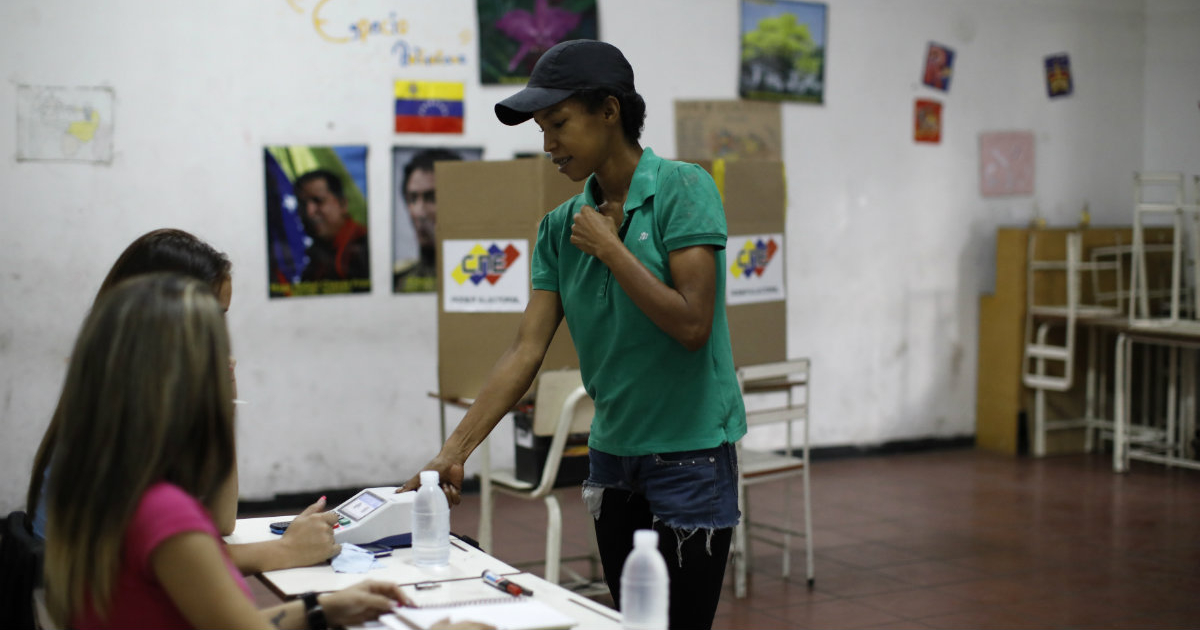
[350,13,409,43]
[309,0,410,45]
[312,0,350,43]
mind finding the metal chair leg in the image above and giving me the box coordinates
[543,494,562,584]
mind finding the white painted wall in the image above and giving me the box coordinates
[1,0,1195,511]
[1142,0,1200,173]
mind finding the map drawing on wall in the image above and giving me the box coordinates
[727,233,786,306]
[392,146,484,294]
[442,239,530,312]
[739,0,827,104]
[16,86,114,163]
[477,0,598,85]
[675,100,782,161]
[979,131,1035,197]
[1044,53,1073,98]
[922,42,955,92]
[264,145,371,298]
[914,99,943,144]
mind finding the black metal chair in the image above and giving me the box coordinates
[0,510,44,630]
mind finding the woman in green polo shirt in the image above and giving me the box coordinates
[403,39,745,630]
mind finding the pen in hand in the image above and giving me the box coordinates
[481,569,532,597]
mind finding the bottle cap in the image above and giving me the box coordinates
[420,470,440,486]
[633,529,658,548]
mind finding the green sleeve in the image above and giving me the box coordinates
[656,163,728,252]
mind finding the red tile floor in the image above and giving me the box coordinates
[249,449,1200,629]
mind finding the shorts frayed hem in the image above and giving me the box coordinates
[583,482,738,568]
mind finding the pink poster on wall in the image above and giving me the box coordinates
[979,131,1035,197]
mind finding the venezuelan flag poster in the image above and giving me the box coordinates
[394,81,464,134]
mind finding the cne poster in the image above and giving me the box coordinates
[441,238,530,312]
[726,233,786,306]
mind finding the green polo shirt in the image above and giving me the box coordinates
[532,148,746,456]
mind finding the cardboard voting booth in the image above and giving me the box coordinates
[436,158,583,401]
[697,158,789,369]
[435,157,788,473]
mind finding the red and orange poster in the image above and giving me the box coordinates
[914,99,942,143]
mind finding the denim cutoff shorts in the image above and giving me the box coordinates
[582,442,741,532]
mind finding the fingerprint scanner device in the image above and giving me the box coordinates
[331,486,415,545]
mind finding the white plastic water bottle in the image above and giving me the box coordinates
[411,470,450,567]
[620,529,669,630]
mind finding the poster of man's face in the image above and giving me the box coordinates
[392,146,483,293]
[264,145,371,298]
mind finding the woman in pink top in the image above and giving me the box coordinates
[27,229,342,575]
[42,274,402,629]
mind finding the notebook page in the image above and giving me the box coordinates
[389,598,577,630]
[399,579,518,608]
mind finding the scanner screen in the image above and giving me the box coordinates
[341,491,385,521]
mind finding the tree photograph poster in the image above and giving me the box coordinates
[739,0,827,104]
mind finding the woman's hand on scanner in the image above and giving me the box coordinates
[280,496,341,564]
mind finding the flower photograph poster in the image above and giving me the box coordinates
[477,0,599,85]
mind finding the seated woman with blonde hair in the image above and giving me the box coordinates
[27,228,339,574]
[41,274,402,629]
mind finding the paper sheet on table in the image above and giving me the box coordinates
[384,598,577,630]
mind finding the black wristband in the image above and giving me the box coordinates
[300,592,328,630]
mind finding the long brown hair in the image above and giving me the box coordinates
[94,228,231,301]
[26,228,231,523]
[42,274,235,626]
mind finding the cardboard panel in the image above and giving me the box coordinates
[435,157,789,400]
[728,301,787,367]
[674,99,783,162]
[437,159,581,399]
[696,159,788,366]
[721,160,788,236]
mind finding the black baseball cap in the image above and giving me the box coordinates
[495,39,635,126]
